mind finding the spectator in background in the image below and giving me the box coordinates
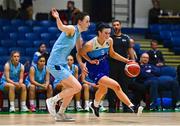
[0,51,29,112]
[137,53,179,110]
[148,0,161,25]
[108,20,135,113]
[25,55,53,112]
[147,40,165,66]
[64,0,80,25]
[20,0,33,19]
[32,43,49,66]
[53,55,83,112]
[1,0,20,19]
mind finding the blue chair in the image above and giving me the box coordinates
[17,40,33,47]
[171,25,180,31]
[0,56,9,65]
[1,40,16,47]
[172,31,180,37]
[25,48,37,56]
[173,47,180,54]
[18,26,32,33]
[0,19,11,27]
[49,40,56,47]
[20,56,32,64]
[9,47,25,56]
[149,24,161,34]
[40,20,55,27]
[25,20,40,27]
[33,40,49,47]
[33,26,48,34]
[2,26,17,33]
[48,27,60,34]
[41,33,55,42]
[171,37,180,47]
[11,19,25,27]
[88,22,96,34]
[0,65,4,72]
[0,47,8,56]
[160,66,176,78]
[160,31,172,40]
[25,33,39,41]
[0,33,9,40]
[10,33,26,40]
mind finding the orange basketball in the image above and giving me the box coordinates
[124,61,140,78]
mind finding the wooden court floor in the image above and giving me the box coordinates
[0,112,179,126]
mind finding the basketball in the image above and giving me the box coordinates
[124,61,140,78]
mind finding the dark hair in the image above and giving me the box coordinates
[37,55,46,62]
[151,39,158,45]
[38,43,47,52]
[67,0,75,6]
[74,12,89,24]
[112,19,121,25]
[96,22,111,35]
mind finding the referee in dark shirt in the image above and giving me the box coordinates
[108,20,135,112]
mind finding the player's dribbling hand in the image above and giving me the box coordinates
[51,8,59,19]
[90,59,99,65]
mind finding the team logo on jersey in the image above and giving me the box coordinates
[122,39,127,42]
[106,41,109,46]
[101,50,105,55]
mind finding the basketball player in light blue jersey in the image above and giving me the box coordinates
[46,8,90,121]
[53,55,83,112]
[25,56,53,112]
[79,23,143,117]
[0,51,29,112]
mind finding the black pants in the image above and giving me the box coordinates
[128,80,146,106]
[107,63,130,111]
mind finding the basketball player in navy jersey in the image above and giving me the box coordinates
[79,23,143,117]
[46,8,90,121]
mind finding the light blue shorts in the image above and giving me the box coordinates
[0,84,5,91]
[46,64,72,87]
[53,79,61,89]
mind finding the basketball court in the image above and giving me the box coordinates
[0,112,179,125]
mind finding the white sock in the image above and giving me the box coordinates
[21,101,26,107]
[52,94,61,103]
[100,101,104,106]
[30,100,35,106]
[76,101,81,108]
[58,107,66,114]
[94,100,100,108]
[10,101,15,107]
[128,103,134,108]
[85,100,89,107]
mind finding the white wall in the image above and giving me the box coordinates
[33,0,83,14]
[134,0,152,28]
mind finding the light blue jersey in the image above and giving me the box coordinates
[47,26,80,66]
[25,65,46,88]
[47,26,80,82]
[86,37,110,84]
[0,62,22,90]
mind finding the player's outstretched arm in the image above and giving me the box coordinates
[51,8,75,36]
[109,38,129,63]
